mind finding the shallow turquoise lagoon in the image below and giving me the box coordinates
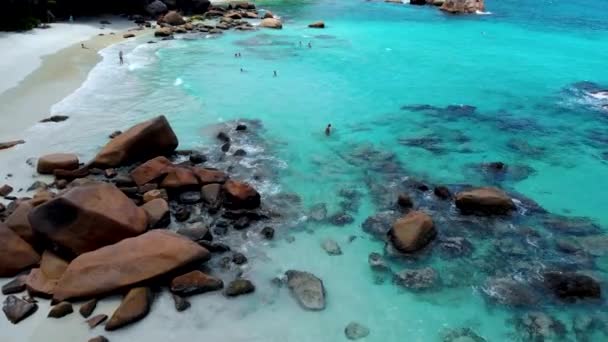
[3,0,608,341]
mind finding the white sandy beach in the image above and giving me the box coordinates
[0,16,145,140]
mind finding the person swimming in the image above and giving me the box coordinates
[119,50,124,65]
[273,70,277,77]
[325,124,332,136]
[308,42,312,48]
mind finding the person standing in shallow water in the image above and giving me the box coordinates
[119,50,124,65]
[325,124,332,136]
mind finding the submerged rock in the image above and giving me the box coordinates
[543,272,601,300]
[106,287,152,331]
[309,203,328,221]
[52,230,209,302]
[362,211,399,237]
[514,312,566,341]
[368,252,390,272]
[388,211,436,253]
[394,267,439,291]
[328,212,354,226]
[482,277,540,307]
[441,327,487,342]
[321,239,342,255]
[2,295,38,324]
[345,322,370,340]
[285,270,326,310]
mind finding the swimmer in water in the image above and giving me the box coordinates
[325,124,331,136]
[273,70,277,77]
[308,42,312,48]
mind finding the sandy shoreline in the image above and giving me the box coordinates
[0,18,152,141]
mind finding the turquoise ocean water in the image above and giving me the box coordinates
[3,0,608,341]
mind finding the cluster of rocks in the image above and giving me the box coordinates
[386,0,485,14]
[0,115,270,335]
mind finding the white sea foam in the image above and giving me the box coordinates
[174,78,183,86]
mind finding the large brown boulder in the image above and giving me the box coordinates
[37,153,79,174]
[155,27,173,37]
[388,211,436,253]
[455,187,515,215]
[28,183,148,255]
[260,18,282,29]
[440,0,484,13]
[130,156,173,186]
[0,223,40,277]
[141,198,170,228]
[5,201,36,247]
[164,11,186,26]
[105,287,152,331]
[25,250,69,298]
[192,167,228,185]
[222,180,261,209]
[53,230,210,302]
[91,116,178,168]
[159,167,199,190]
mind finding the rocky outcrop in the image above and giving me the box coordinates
[455,187,515,215]
[5,201,36,247]
[388,211,436,253]
[146,0,168,16]
[53,230,209,302]
[141,198,170,228]
[92,115,178,168]
[25,250,69,298]
[440,0,484,14]
[163,11,185,25]
[105,287,152,331]
[543,272,601,300]
[192,167,228,185]
[29,183,148,255]
[260,18,282,29]
[155,27,173,37]
[130,156,172,186]
[285,270,325,310]
[37,153,79,174]
[2,295,38,324]
[170,271,223,296]
[0,223,40,277]
[222,180,261,209]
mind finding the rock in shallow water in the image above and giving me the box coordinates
[543,272,601,300]
[171,271,223,296]
[345,322,370,340]
[455,187,515,215]
[224,279,255,297]
[394,267,439,291]
[321,239,342,255]
[2,295,38,324]
[388,211,436,253]
[285,270,326,310]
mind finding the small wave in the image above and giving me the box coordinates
[174,78,183,86]
[476,10,493,15]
